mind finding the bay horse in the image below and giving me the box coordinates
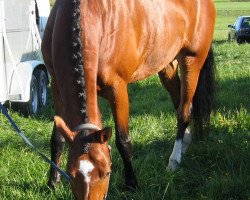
[42,0,216,199]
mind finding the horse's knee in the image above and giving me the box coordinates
[50,126,65,156]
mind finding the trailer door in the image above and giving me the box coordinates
[35,0,50,38]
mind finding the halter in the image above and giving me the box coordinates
[73,123,101,154]
[73,123,101,132]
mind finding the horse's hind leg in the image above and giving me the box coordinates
[103,79,137,189]
[158,60,192,155]
[167,52,206,170]
[158,60,180,110]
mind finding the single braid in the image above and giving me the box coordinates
[71,0,87,121]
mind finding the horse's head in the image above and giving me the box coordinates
[54,116,112,200]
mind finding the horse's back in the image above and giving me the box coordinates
[92,0,215,83]
[45,0,215,84]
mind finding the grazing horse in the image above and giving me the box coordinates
[42,0,216,199]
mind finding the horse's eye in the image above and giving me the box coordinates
[102,171,111,180]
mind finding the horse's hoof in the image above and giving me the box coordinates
[124,178,138,191]
[123,184,137,192]
[47,180,58,190]
[167,159,179,171]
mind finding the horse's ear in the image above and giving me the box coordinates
[54,116,75,143]
[98,127,112,143]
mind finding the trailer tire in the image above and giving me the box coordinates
[20,75,39,116]
[35,69,48,107]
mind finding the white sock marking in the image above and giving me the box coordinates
[169,139,182,164]
[182,128,192,154]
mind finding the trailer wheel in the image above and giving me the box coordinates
[21,75,39,116]
[35,70,48,107]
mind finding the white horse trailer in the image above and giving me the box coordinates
[0,0,50,115]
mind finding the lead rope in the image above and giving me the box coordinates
[0,102,71,182]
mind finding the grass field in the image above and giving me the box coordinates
[1,0,250,199]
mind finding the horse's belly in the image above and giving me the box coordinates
[129,44,181,83]
[129,59,172,83]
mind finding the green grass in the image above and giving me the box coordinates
[1,1,250,199]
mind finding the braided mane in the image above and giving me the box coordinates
[71,0,87,121]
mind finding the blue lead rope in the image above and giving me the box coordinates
[0,102,70,182]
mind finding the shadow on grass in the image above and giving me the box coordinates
[108,119,250,199]
[3,86,55,121]
[213,39,228,45]
[216,76,249,111]
[170,125,250,200]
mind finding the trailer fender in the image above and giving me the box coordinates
[9,60,46,102]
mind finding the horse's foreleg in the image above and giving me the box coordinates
[48,123,65,188]
[167,56,201,171]
[108,80,137,189]
[47,77,65,188]
[41,6,66,187]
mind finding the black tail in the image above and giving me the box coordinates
[192,48,216,138]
